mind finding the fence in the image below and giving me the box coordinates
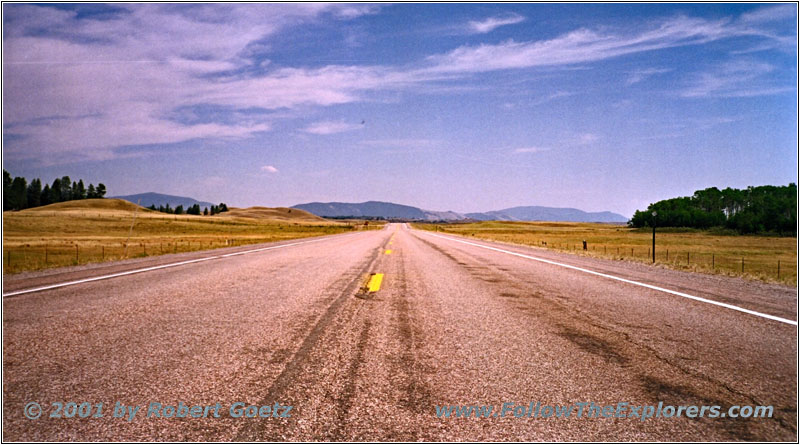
[524,240,796,283]
[5,238,286,274]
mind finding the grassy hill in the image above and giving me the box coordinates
[21,198,152,215]
[221,206,330,223]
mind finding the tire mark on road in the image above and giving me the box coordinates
[393,253,434,416]
[330,319,372,439]
[413,231,796,440]
[234,235,390,441]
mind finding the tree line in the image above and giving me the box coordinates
[3,170,106,211]
[147,202,228,216]
[629,184,796,235]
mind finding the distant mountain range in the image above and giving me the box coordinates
[111,192,215,210]
[293,201,628,223]
[293,201,432,220]
[113,194,628,222]
[465,206,627,223]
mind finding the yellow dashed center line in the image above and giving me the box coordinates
[367,273,384,292]
[385,249,393,254]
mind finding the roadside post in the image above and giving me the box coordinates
[651,211,657,263]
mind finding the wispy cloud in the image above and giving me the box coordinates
[692,116,740,129]
[303,120,363,135]
[360,138,435,147]
[2,4,388,162]
[512,146,550,154]
[2,4,795,165]
[626,68,672,85]
[681,59,792,98]
[739,4,796,24]
[261,165,279,173]
[467,14,525,34]
[424,14,791,74]
[531,91,574,105]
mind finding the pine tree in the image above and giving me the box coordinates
[3,170,12,211]
[10,176,27,210]
[95,183,106,198]
[41,184,52,206]
[27,178,42,208]
[77,179,86,199]
[60,176,72,201]
[50,179,62,203]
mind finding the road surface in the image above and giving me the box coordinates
[3,224,797,441]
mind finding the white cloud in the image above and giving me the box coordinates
[2,5,794,165]
[2,4,393,163]
[738,4,796,24]
[332,4,381,19]
[360,138,435,147]
[261,165,279,173]
[467,14,525,34]
[680,59,790,98]
[302,120,363,135]
[531,91,575,105]
[424,15,788,74]
[512,146,550,154]
[626,68,672,85]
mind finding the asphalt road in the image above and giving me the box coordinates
[3,224,797,441]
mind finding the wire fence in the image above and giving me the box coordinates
[3,222,387,274]
[3,235,329,274]
[525,240,795,284]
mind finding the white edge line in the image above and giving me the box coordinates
[3,233,359,297]
[420,231,797,326]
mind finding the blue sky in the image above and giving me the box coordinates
[3,3,797,217]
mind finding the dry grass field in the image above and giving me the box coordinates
[3,199,379,274]
[415,221,797,285]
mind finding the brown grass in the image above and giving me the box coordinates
[415,221,796,285]
[221,206,328,222]
[3,199,381,274]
